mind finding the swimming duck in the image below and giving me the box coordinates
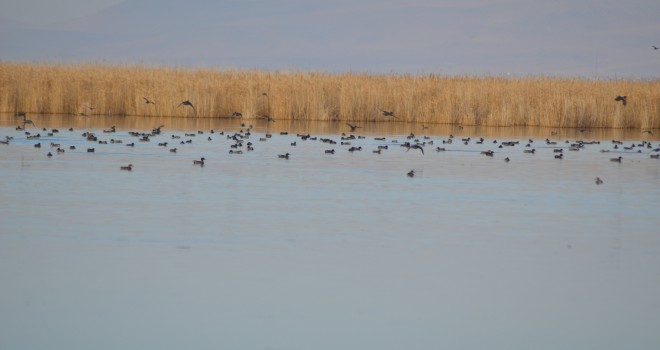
[120,164,133,171]
[610,156,622,162]
[278,153,290,159]
[595,177,603,185]
[193,157,205,165]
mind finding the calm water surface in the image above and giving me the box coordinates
[1,115,659,350]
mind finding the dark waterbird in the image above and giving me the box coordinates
[407,144,424,155]
[346,123,361,132]
[143,97,155,105]
[614,96,627,106]
[380,110,397,118]
[178,100,196,112]
[15,112,35,128]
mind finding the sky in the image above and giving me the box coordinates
[1,0,659,78]
[1,0,126,26]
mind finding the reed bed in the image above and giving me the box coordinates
[1,62,658,129]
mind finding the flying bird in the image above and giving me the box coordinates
[380,110,397,118]
[15,111,35,128]
[614,96,627,106]
[653,46,659,50]
[346,123,361,132]
[178,100,196,112]
[143,97,155,105]
[406,144,424,155]
[177,100,197,112]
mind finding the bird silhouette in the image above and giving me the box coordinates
[178,100,196,112]
[346,123,361,132]
[653,46,659,50]
[380,110,397,118]
[15,112,35,128]
[614,96,627,106]
[405,144,424,155]
[143,97,155,104]
[231,112,243,118]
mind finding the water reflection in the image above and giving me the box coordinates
[1,113,657,140]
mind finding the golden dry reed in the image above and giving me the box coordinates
[1,62,658,129]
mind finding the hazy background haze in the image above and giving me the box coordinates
[1,0,659,77]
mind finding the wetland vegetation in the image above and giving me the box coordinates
[1,62,659,129]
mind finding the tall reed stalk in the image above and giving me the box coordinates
[1,62,658,129]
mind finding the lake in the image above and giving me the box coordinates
[1,114,659,350]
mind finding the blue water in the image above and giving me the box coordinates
[1,115,659,350]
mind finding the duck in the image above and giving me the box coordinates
[614,95,627,106]
[278,153,290,159]
[595,177,604,185]
[610,156,622,162]
[193,157,206,165]
[407,170,415,177]
[120,164,133,171]
[325,149,335,154]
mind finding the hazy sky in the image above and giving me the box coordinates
[1,0,659,77]
[1,0,125,26]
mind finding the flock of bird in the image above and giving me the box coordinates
[4,111,658,185]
